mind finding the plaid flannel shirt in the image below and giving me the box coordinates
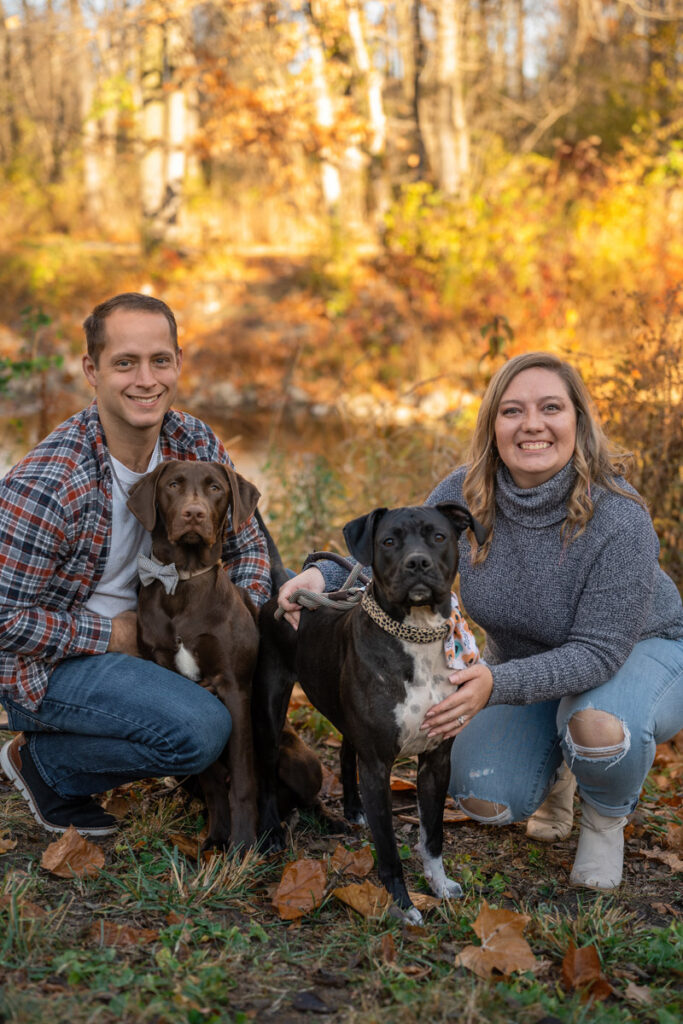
[0,402,271,709]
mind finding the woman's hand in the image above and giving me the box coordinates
[277,566,325,630]
[421,662,494,739]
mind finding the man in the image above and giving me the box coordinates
[0,293,271,836]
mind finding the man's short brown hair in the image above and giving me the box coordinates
[83,293,179,365]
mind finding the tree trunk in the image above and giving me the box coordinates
[304,3,341,215]
[435,0,469,196]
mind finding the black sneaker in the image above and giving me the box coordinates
[0,734,118,837]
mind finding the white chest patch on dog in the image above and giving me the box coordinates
[394,608,453,756]
[175,642,202,682]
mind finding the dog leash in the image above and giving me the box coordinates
[274,553,370,619]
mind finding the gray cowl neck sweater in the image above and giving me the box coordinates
[428,459,683,705]
[317,459,683,706]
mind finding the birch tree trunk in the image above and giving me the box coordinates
[435,0,469,196]
[303,2,341,215]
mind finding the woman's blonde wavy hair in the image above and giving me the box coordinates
[463,352,643,564]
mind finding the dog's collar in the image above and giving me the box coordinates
[360,589,450,644]
[138,553,221,596]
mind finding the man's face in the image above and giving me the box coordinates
[82,308,182,444]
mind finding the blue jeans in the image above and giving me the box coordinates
[449,637,683,820]
[1,653,232,799]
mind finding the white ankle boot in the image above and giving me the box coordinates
[569,801,627,890]
[526,763,577,842]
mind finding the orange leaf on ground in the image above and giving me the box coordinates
[443,807,470,824]
[0,835,17,854]
[665,824,683,852]
[329,844,374,877]
[40,826,105,879]
[408,891,441,912]
[332,880,392,918]
[641,847,683,873]
[561,942,613,1002]
[455,902,538,979]
[0,893,47,918]
[89,921,159,946]
[319,765,343,799]
[169,833,201,860]
[380,932,397,964]
[390,774,417,792]
[272,859,327,920]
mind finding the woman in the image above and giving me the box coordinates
[278,352,683,890]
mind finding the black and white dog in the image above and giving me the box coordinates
[253,503,486,923]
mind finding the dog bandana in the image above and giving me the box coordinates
[444,592,480,670]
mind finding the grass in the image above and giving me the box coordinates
[1,722,681,1024]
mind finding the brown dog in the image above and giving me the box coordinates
[127,459,261,851]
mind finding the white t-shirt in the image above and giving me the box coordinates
[85,444,162,618]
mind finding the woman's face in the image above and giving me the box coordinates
[494,367,578,488]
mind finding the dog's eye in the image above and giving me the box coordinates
[433,532,446,543]
[167,480,180,489]
[209,484,222,492]
[382,537,394,547]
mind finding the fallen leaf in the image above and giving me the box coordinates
[408,891,442,912]
[651,901,679,917]
[443,807,470,824]
[272,859,327,920]
[561,942,613,1002]
[101,791,138,818]
[89,920,159,946]
[0,835,17,854]
[332,880,392,918]
[455,902,538,978]
[665,824,683,852]
[624,981,654,1006]
[380,932,397,963]
[40,827,105,879]
[641,847,683,872]
[324,735,341,748]
[320,765,343,799]
[329,844,373,877]
[390,775,417,792]
[169,833,201,860]
[0,893,47,918]
[291,990,329,1013]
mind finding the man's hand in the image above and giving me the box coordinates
[421,662,493,739]
[277,566,325,630]
[107,610,140,657]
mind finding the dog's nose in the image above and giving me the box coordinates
[181,503,207,522]
[403,552,433,572]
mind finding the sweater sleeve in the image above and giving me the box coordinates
[487,511,660,705]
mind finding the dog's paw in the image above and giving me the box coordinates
[441,878,464,899]
[389,904,424,926]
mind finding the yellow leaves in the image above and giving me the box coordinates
[40,826,105,879]
[455,902,539,979]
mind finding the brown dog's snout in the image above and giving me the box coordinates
[181,498,208,523]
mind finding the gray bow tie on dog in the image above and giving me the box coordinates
[137,553,180,595]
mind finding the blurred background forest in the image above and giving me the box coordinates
[0,0,681,579]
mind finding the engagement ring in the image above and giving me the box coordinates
[456,715,467,726]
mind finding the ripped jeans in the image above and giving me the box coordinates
[449,636,683,821]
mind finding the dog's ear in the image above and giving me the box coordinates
[343,508,388,566]
[218,464,261,533]
[434,502,488,546]
[126,463,171,531]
